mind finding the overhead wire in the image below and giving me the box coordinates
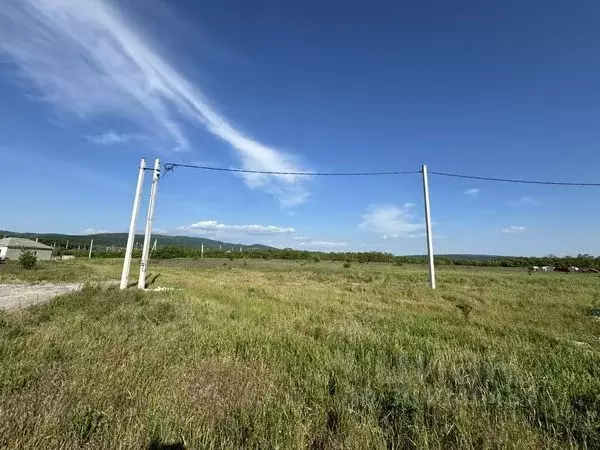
[427,171,600,187]
[162,163,419,176]
[162,162,600,186]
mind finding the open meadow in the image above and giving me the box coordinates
[1,258,599,448]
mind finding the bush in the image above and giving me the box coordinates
[343,262,351,269]
[19,251,37,269]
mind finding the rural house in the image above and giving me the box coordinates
[0,237,53,261]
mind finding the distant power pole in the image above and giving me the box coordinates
[152,239,157,252]
[35,237,39,242]
[88,239,94,258]
[240,245,242,253]
[219,244,222,251]
[201,243,204,258]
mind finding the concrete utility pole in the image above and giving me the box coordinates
[66,240,69,249]
[138,158,160,289]
[201,242,204,258]
[152,239,157,252]
[88,239,94,258]
[120,158,146,290]
[422,164,436,289]
[240,245,242,253]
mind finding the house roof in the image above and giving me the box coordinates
[0,237,53,250]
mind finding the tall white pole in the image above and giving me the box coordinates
[422,165,436,289]
[201,242,204,258]
[120,158,146,290]
[138,158,160,289]
[88,239,94,259]
[152,239,157,252]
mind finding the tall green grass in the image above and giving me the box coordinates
[1,259,599,448]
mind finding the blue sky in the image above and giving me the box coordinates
[1,0,600,256]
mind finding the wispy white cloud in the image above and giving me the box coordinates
[0,0,309,205]
[500,225,527,234]
[360,203,424,238]
[82,227,112,234]
[292,236,347,247]
[178,220,295,235]
[86,130,145,145]
[464,188,480,196]
[509,196,539,206]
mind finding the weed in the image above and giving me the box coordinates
[18,251,37,270]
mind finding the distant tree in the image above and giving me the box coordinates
[19,250,37,269]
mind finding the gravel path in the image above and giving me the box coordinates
[0,283,83,309]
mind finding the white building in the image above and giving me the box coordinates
[0,237,53,261]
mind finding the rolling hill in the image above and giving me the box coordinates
[0,230,276,251]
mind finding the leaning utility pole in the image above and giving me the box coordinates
[422,164,436,289]
[88,239,94,259]
[138,158,160,289]
[120,158,146,290]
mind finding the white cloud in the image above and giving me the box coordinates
[178,220,295,235]
[464,188,480,195]
[0,0,309,206]
[510,196,538,206]
[292,236,347,247]
[360,204,424,238]
[500,226,527,234]
[87,130,144,145]
[82,228,112,234]
[298,241,347,247]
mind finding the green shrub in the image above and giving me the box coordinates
[19,251,37,269]
[343,262,351,269]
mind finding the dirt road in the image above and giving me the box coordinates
[0,283,82,309]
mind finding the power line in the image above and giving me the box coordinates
[162,163,420,176]
[162,162,600,186]
[428,171,600,187]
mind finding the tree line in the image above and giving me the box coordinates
[149,247,600,268]
[51,245,600,269]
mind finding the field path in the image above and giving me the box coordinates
[0,283,82,309]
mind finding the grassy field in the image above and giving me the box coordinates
[1,258,599,448]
